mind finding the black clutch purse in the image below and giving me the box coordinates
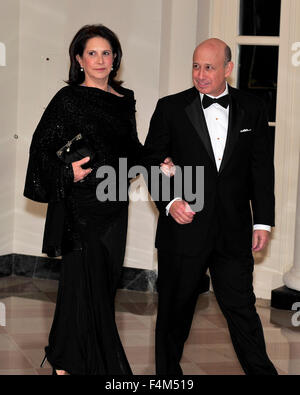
[56,133,95,169]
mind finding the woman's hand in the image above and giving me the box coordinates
[72,157,92,183]
[160,157,176,177]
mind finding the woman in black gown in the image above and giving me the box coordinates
[24,24,151,375]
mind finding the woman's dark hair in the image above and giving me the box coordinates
[66,24,123,86]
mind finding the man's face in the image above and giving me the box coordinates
[192,43,233,97]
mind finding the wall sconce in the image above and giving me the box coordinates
[0,42,6,66]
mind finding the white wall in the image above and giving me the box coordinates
[0,0,19,255]
[14,0,162,268]
[12,0,202,271]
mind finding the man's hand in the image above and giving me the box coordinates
[252,230,270,252]
[160,157,176,177]
[169,200,195,225]
[72,157,92,183]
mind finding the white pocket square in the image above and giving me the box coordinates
[240,128,252,133]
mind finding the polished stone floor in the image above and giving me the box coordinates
[0,276,299,375]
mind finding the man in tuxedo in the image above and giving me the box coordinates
[144,38,277,375]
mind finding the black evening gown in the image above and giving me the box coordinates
[24,84,143,375]
[45,202,131,375]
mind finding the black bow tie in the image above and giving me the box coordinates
[202,94,230,109]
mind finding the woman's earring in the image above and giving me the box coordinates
[80,67,84,72]
[111,66,114,71]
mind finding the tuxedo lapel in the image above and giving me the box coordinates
[184,90,216,167]
[219,89,245,174]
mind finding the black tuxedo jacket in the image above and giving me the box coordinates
[144,85,275,257]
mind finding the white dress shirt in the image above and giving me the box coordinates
[166,84,271,232]
[201,85,229,171]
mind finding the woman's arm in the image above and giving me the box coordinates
[24,88,75,203]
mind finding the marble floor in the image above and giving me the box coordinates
[0,275,299,375]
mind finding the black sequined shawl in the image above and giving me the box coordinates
[24,84,143,256]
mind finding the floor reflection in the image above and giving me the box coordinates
[0,276,298,375]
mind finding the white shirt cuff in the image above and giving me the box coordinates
[253,224,271,232]
[165,205,272,232]
[166,198,182,216]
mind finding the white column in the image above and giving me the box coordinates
[159,0,199,97]
[283,153,300,291]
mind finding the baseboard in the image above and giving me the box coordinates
[0,253,210,294]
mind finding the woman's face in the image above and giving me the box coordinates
[76,36,115,85]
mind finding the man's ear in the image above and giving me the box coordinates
[225,61,234,78]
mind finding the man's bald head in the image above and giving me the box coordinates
[192,38,234,97]
[194,38,232,66]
